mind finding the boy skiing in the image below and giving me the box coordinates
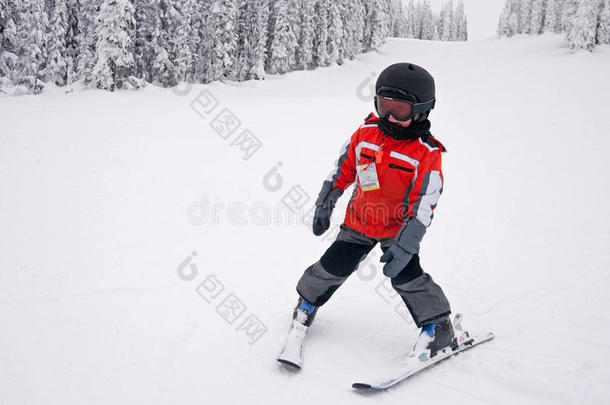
[278,63,484,377]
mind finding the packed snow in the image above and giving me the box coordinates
[1,34,609,404]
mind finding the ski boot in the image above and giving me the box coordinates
[412,317,455,360]
[277,298,318,369]
[292,297,318,326]
[412,314,475,360]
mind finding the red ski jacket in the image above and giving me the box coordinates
[327,113,446,240]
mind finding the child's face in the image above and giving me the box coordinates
[388,115,413,127]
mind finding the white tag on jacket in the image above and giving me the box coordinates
[357,163,380,191]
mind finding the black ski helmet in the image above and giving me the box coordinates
[375,63,436,122]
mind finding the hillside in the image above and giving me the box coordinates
[1,34,609,404]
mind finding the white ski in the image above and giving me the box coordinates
[353,315,494,390]
[277,321,309,369]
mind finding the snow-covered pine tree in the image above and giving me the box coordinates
[438,1,445,39]
[18,0,50,93]
[204,0,239,81]
[0,4,4,85]
[567,0,601,50]
[444,1,460,41]
[420,0,436,40]
[4,0,468,91]
[530,0,546,35]
[404,0,415,38]
[163,0,182,83]
[337,0,352,59]
[463,14,468,40]
[248,0,269,79]
[362,1,373,47]
[339,0,355,60]
[348,0,366,53]
[598,0,610,44]
[498,0,607,49]
[392,0,407,37]
[327,0,343,64]
[562,0,579,33]
[0,0,19,85]
[0,3,6,83]
[544,0,565,33]
[498,0,523,36]
[455,1,467,40]
[348,0,365,51]
[235,0,251,80]
[266,0,297,74]
[174,0,194,82]
[190,0,209,83]
[313,0,330,66]
[235,0,270,80]
[439,1,453,41]
[366,0,388,49]
[47,0,69,86]
[381,0,392,42]
[295,0,314,69]
[91,0,136,91]
[148,5,172,86]
[412,1,424,38]
[287,0,301,69]
[385,0,399,37]
[498,0,513,36]
[439,1,454,41]
[149,0,182,86]
[76,0,99,86]
[0,0,6,42]
[517,0,533,34]
[65,0,82,84]
[133,0,151,81]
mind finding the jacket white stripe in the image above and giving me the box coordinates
[418,137,439,151]
[325,139,351,182]
[355,141,380,162]
[415,170,443,227]
[389,151,420,167]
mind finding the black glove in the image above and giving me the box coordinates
[380,218,426,278]
[380,245,413,278]
[312,181,343,236]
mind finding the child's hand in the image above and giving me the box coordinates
[312,182,343,236]
[380,245,414,278]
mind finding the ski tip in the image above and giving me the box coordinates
[352,383,373,390]
[277,358,301,370]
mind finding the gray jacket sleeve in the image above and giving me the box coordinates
[394,165,444,254]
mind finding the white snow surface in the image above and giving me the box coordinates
[428,0,506,39]
[1,35,610,404]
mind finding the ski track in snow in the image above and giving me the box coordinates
[1,35,610,404]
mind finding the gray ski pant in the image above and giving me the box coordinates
[296,224,451,327]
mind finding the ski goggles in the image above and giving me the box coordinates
[375,87,435,122]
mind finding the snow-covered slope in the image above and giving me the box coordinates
[1,35,609,404]
[429,0,506,39]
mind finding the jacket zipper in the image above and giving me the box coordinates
[389,163,414,172]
